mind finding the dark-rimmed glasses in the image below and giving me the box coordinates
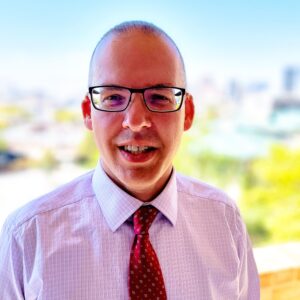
[88,85,186,112]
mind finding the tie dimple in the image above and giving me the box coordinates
[133,206,158,235]
[129,205,167,300]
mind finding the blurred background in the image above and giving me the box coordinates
[1,0,300,248]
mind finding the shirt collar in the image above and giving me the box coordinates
[92,161,178,232]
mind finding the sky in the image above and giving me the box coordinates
[0,0,300,100]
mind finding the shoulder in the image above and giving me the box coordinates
[2,170,95,234]
[175,172,248,241]
[176,172,237,210]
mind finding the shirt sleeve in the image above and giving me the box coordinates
[236,212,260,300]
[0,221,25,300]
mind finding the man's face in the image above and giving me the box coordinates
[84,31,194,201]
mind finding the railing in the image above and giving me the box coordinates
[254,243,300,300]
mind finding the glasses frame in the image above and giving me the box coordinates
[88,85,186,113]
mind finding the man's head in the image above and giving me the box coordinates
[82,21,194,201]
[88,21,187,87]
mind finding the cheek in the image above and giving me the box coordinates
[91,112,120,148]
[158,115,184,150]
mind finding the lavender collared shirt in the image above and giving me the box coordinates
[0,162,260,299]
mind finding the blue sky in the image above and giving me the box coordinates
[0,0,299,100]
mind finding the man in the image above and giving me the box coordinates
[0,21,260,299]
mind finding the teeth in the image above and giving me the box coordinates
[124,145,150,153]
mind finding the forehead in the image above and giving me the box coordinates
[89,31,184,88]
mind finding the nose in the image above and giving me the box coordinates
[122,93,152,131]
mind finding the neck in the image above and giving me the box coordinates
[101,162,173,202]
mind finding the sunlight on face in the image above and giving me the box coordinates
[87,31,193,200]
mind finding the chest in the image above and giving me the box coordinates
[22,217,240,299]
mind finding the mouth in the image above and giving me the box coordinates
[119,145,156,154]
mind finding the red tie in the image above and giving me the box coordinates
[129,205,167,300]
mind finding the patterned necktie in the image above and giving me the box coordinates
[129,205,167,300]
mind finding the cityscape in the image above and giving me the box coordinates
[1,65,300,168]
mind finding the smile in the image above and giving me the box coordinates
[120,145,155,154]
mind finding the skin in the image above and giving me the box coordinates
[82,30,194,201]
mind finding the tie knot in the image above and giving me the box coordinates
[133,205,158,235]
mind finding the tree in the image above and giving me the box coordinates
[240,145,300,245]
[75,132,99,168]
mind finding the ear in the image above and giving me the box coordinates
[184,93,195,131]
[81,93,93,130]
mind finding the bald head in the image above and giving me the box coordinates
[88,21,186,87]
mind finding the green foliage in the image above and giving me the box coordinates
[195,151,246,187]
[0,139,8,151]
[0,105,31,128]
[0,119,7,129]
[75,131,99,168]
[173,134,201,178]
[0,105,28,115]
[54,109,81,123]
[174,132,246,188]
[36,150,59,170]
[240,145,300,245]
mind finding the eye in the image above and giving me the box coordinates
[98,88,129,106]
[150,93,172,102]
[101,94,126,107]
[103,94,126,102]
[147,92,174,108]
